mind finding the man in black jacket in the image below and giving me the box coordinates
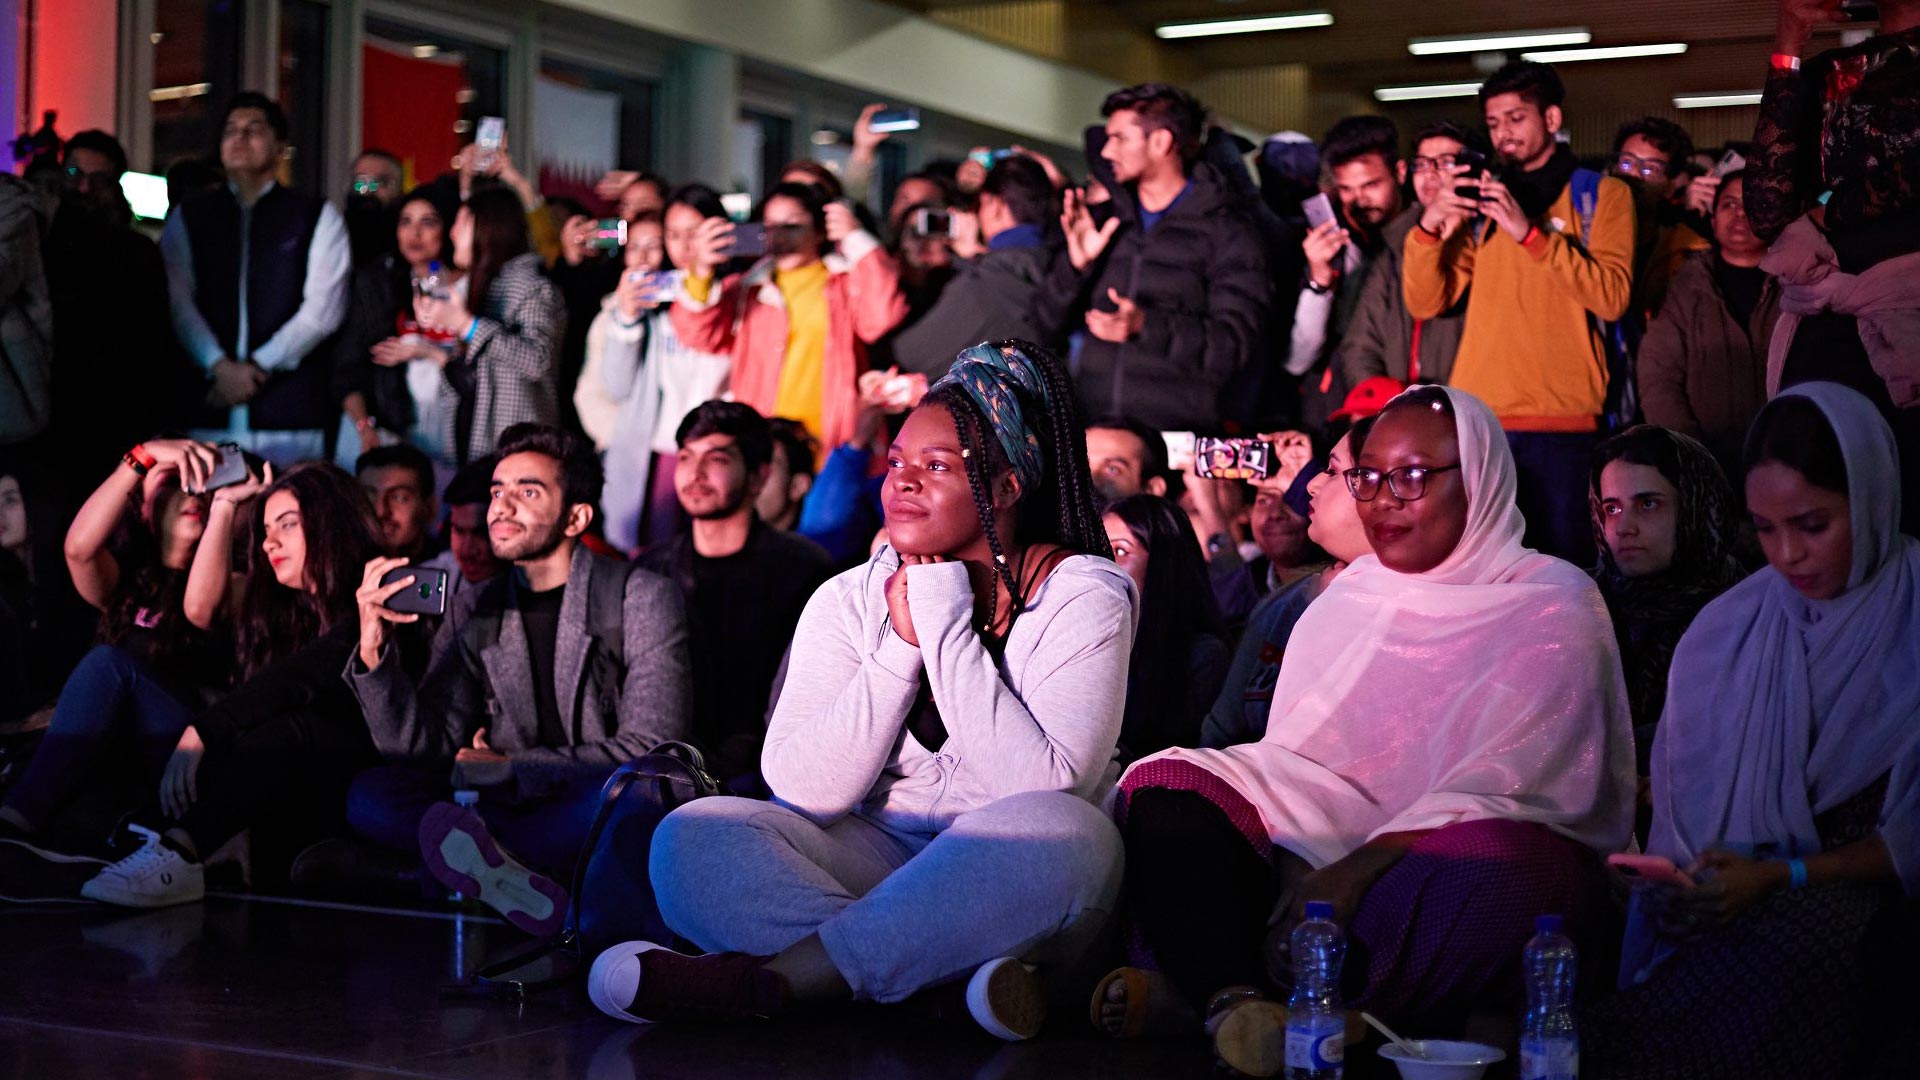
[161,92,351,465]
[1039,83,1270,431]
[885,155,1057,376]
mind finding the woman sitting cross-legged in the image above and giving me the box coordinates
[1583,383,1920,1079]
[1096,386,1636,1074]
[78,463,384,906]
[586,340,1136,1039]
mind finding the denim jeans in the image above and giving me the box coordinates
[3,645,195,830]
[1507,431,1600,566]
[346,763,613,879]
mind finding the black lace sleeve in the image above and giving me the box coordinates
[1748,63,1822,245]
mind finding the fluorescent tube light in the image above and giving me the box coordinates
[1673,91,1764,109]
[1373,81,1485,102]
[1520,42,1688,63]
[1156,10,1334,40]
[148,82,211,103]
[1408,27,1590,56]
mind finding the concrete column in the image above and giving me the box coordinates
[661,42,737,190]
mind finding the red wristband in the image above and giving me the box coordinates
[127,444,158,471]
[1520,225,1542,248]
[1770,52,1801,73]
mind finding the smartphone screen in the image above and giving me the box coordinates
[719,192,753,223]
[1302,193,1338,232]
[589,218,627,251]
[912,208,952,237]
[869,107,921,133]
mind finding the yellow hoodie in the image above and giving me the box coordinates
[1403,173,1636,432]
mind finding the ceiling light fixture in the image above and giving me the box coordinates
[1673,91,1764,109]
[1373,81,1485,102]
[1520,42,1689,63]
[1408,27,1590,56]
[1155,9,1335,40]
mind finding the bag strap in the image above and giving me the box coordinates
[1570,168,1601,246]
[584,557,634,685]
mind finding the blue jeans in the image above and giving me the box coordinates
[3,645,196,830]
[1506,431,1599,567]
[345,764,612,880]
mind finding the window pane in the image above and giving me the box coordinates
[361,16,505,190]
[150,0,245,175]
[277,0,329,194]
[738,109,792,204]
[536,57,654,212]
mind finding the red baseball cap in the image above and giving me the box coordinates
[1330,376,1409,421]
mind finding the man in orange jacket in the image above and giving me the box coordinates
[1403,61,1635,564]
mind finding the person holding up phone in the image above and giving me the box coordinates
[576,187,734,554]
[1585,385,1920,1078]
[672,181,908,461]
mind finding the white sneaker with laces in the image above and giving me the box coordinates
[80,825,204,908]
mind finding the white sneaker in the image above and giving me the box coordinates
[966,957,1045,1041]
[80,825,204,908]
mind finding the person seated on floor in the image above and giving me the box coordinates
[77,463,385,907]
[1200,415,1377,750]
[344,423,690,935]
[755,418,820,534]
[1588,426,1749,781]
[413,455,504,602]
[1103,494,1228,764]
[355,443,439,561]
[0,442,234,895]
[585,340,1135,1041]
[640,402,834,789]
[1584,384,1920,1080]
[1095,386,1635,1071]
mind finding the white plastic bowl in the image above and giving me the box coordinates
[1377,1040,1507,1080]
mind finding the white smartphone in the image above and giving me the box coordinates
[1713,148,1747,178]
[472,116,505,172]
[1302,192,1339,232]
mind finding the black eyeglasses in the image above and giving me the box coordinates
[1344,463,1461,502]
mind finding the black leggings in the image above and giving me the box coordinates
[1122,787,1294,1008]
[179,706,377,872]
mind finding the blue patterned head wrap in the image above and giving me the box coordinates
[929,341,1050,492]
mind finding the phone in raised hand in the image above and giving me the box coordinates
[1302,193,1338,232]
[472,116,506,173]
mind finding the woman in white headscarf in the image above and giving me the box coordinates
[1587,382,1920,1080]
[1094,385,1635,1063]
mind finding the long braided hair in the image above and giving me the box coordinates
[919,339,1111,630]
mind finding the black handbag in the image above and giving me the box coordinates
[445,741,720,1002]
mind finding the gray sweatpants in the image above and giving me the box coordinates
[649,790,1125,1003]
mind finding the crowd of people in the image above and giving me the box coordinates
[0,2,1916,1076]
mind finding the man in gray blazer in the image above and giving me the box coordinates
[340,423,690,935]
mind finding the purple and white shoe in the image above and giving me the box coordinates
[417,801,569,936]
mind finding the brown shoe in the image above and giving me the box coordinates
[588,941,788,1024]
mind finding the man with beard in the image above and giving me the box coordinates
[344,423,690,933]
[42,131,181,491]
[1404,60,1634,565]
[1610,117,1710,322]
[642,402,833,788]
[1085,416,1172,503]
[1284,116,1407,424]
[343,149,404,267]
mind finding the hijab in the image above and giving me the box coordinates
[1124,386,1636,866]
[1624,383,1920,985]
[1587,426,1752,754]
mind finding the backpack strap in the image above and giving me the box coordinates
[585,556,635,686]
[1570,168,1602,246]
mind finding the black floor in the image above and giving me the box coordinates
[0,893,1218,1079]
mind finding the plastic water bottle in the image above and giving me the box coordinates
[1285,900,1346,1079]
[1520,914,1579,1080]
[446,789,480,903]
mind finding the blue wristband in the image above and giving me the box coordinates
[1787,858,1808,890]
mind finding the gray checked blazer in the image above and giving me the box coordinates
[346,545,690,797]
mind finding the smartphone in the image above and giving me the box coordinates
[1842,1,1880,21]
[729,222,769,259]
[202,442,264,493]
[380,564,449,618]
[1454,148,1490,202]
[1301,192,1338,232]
[1194,437,1275,482]
[1712,148,1747,178]
[629,268,683,305]
[868,106,921,134]
[472,116,506,172]
[1608,853,1696,889]
[911,208,953,237]
[589,218,628,252]
[719,192,754,223]
[969,148,1016,169]
[882,372,929,411]
[1162,431,1197,474]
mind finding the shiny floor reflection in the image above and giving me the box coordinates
[0,895,1215,1079]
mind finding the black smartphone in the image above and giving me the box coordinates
[911,208,952,237]
[1842,1,1880,21]
[1454,149,1489,203]
[380,565,449,617]
[202,442,265,493]
[730,222,769,259]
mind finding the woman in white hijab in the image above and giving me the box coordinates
[1587,382,1920,1080]
[1094,386,1635,1067]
